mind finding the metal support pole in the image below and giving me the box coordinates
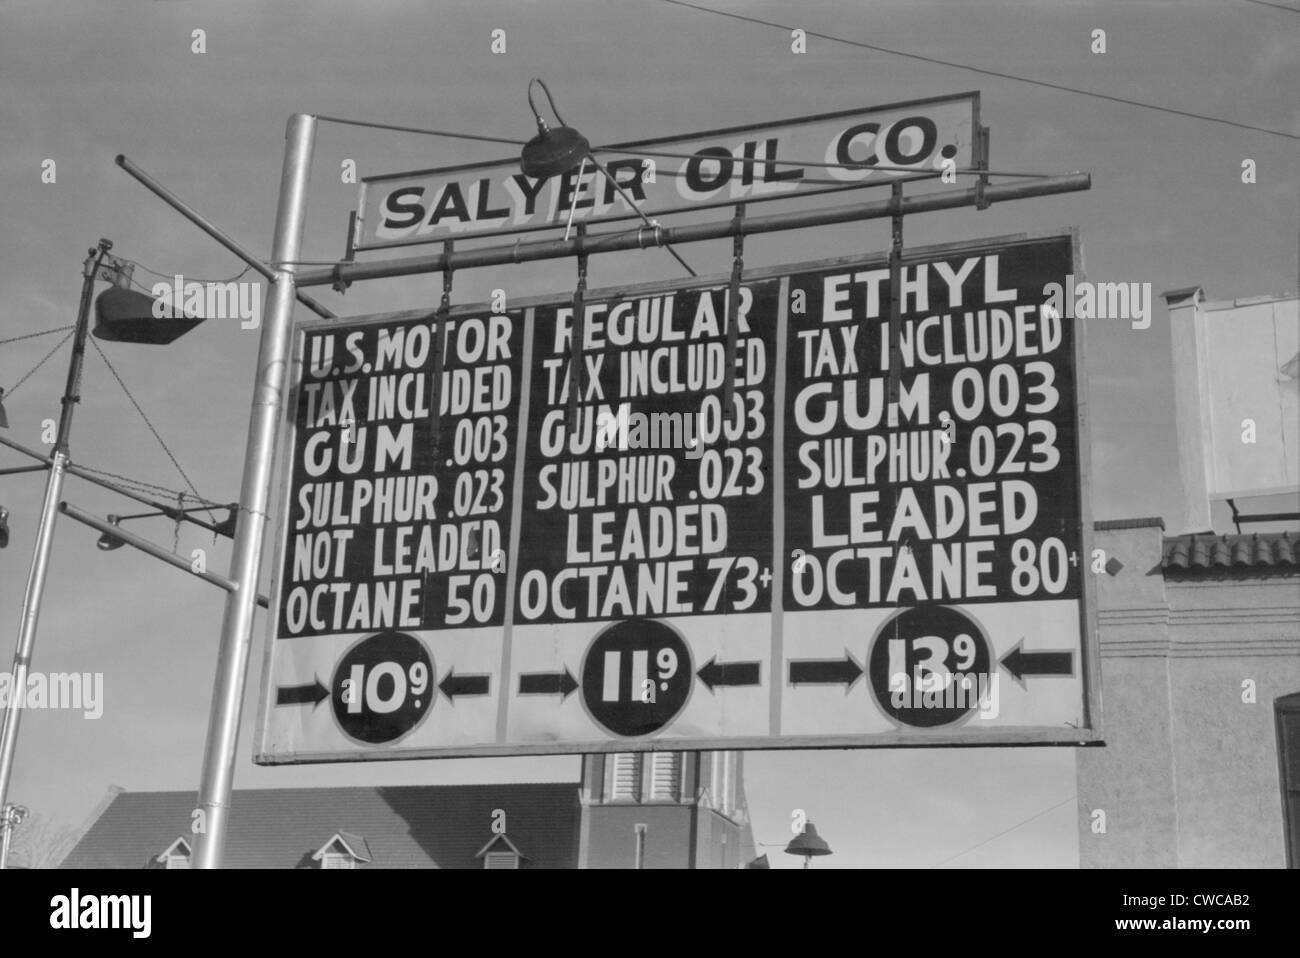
[0,242,108,867]
[0,813,11,870]
[191,114,315,869]
[0,433,232,538]
[114,154,334,320]
[429,241,452,456]
[57,501,269,607]
[887,182,904,427]
[722,205,745,426]
[0,804,25,870]
[295,173,1092,288]
[567,225,589,425]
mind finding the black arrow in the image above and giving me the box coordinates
[518,668,578,699]
[999,641,1074,687]
[788,651,863,691]
[697,657,761,692]
[276,677,329,708]
[438,668,490,703]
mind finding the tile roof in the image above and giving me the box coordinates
[1162,531,1299,575]
[59,783,581,869]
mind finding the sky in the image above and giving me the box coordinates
[0,0,1297,868]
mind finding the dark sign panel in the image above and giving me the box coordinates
[514,284,778,625]
[277,311,522,638]
[256,232,1097,762]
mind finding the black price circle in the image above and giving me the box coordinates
[331,630,435,745]
[581,619,692,737]
[867,605,992,728]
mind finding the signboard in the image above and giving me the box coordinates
[255,231,1098,764]
[1168,292,1299,526]
[353,92,979,251]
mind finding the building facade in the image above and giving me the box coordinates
[1078,519,1300,867]
[58,752,755,869]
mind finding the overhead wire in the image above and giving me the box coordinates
[927,795,1076,868]
[652,0,1300,143]
[123,259,253,286]
[316,112,1057,178]
[88,338,218,524]
[0,325,75,347]
[2,329,75,398]
[1228,0,1300,12]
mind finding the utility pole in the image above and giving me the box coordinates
[0,241,110,868]
[190,115,315,869]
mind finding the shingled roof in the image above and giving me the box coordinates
[59,783,580,869]
[1162,531,1299,576]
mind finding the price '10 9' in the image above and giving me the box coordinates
[344,660,428,714]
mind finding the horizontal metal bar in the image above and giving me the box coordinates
[0,434,230,537]
[1233,511,1300,524]
[114,154,336,320]
[0,464,47,477]
[59,501,269,609]
[298,173,1090,288]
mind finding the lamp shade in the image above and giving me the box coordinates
[93,286,203,345]
[520,125,591,179]
[96,515,125,551]
[784,822,832,858]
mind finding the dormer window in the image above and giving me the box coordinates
[154,837,191,870]
[311,831,372,869]
[475,834,527,869]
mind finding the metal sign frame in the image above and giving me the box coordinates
[254,228,1100,764]
[352,91,981,252]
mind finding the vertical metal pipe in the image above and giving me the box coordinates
[0,243,106,867]
[886,181,904,426]
[191,114,315,869]
[722,206,744,426]
[567,226,588,425]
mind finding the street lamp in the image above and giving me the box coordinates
[0,239,204,867]
[94,504,236,551]
[519,78,694,276]
[784,821,833,869]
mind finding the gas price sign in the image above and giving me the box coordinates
[256,231,1098,763]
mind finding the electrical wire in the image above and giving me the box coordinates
[73,461,223,508]
[317,112,1054,178]
[927,795,1075,867]
[87,338,218,524]
[316,114,525,147]
[2,329,75,398]
[653,0,1300,143]
[0,325,75,347]
[124,259,253,286]
[1229,0,1300,12]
